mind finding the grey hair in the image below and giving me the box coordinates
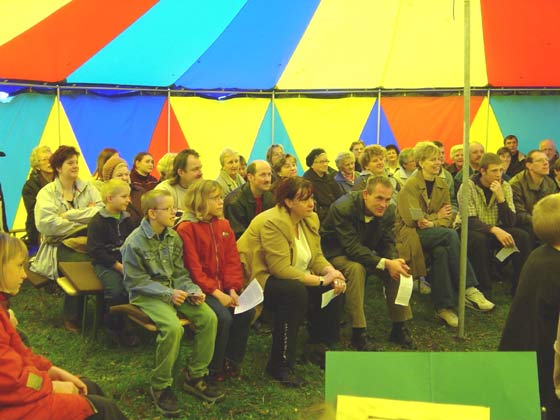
[335,151,355,169]
[219,148,239,167]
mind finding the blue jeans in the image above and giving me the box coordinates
[417,227,477,310]
[204,294,254,374]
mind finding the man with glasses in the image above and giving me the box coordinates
[303,148,342,222]
[510,150,559,242]
[539,139,559,178]
[121,189,222,416]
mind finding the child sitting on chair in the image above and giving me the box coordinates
[121,189,223,418]
[0,232,127,420]
[87,179,139,347]
[176,180,254,382]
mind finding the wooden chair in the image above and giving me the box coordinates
[25,267,50,288]
[57,261,104,338]
[110,304,190,332]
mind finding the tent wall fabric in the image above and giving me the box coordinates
[1,0,560,89]
[1,92,558,230]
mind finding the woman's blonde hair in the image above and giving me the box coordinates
[29,145,52,169]
[184,180,222,221]
[0,233,27,293]
[414,141,440,166]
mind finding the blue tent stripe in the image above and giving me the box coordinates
[174,0,321,89]
[0,94,54,227]
[360,101,397,147]
[68,0,247,87]
[273,106,304,175]
[490,96,560,153]
[60,95,166,171]
[249,102,273,163]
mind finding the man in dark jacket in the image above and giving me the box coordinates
[510,150,558,241]
[321,176,414,350]
[224,160,274,239]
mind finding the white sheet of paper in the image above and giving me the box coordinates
[495,245,520,262]
[395,274,413,306]
[321,289,336,309]
[409,207,424,221]
[234,279,264,314]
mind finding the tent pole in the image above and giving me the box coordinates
[458,0,471,338]
[376,89,381,144]
[485,89,491,147]
[56,85,61,147]
[271,90,276,145]
[167,88,171,152]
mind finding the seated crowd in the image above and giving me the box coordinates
[3,134,559,418]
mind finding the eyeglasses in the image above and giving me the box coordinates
[153,207,177,213]
[315,160,330,164]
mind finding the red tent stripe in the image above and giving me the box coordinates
[0,0,157,82]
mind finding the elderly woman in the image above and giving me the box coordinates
[176,180,254,382]
[130,152,158,191]
[395,142,494,328]
[31,146,103,332]
[303,148,342,221]
[216,148,245,195]
[22,146,54,247]
[394,148,416,187]
[237,177,346,386]
[156,152,177,183]
[446,144,464,177]
[333,151,359,193]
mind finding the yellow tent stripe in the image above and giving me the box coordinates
[0,0,70,46]
[170,97,270,180]
[275,97,376,168]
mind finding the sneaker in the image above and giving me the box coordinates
[436,308,459,328]
[465,287,496,312]
[150,386,180,417]
[388,325,416,350]
[419,278,432,295]
[183,373,225,403]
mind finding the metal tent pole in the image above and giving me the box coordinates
[458,0,471,338]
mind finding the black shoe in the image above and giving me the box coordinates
[150,386,180,417]
[265,366,306,387]
[304,343,327,369]
[389,325,416,350]
[349,334,379,351]
[183,373,225,403]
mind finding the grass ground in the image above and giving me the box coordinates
[11,277,511,420]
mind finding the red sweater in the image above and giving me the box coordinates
[176,217,244,295]
[0,307,94,420]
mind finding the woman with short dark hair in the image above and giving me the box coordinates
[237,177,346,386]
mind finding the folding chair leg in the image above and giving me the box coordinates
[93,295,104,340]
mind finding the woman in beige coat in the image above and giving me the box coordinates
[237,177,345,386]
[395,142,493,328]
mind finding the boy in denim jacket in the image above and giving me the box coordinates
[121,189,223,417]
